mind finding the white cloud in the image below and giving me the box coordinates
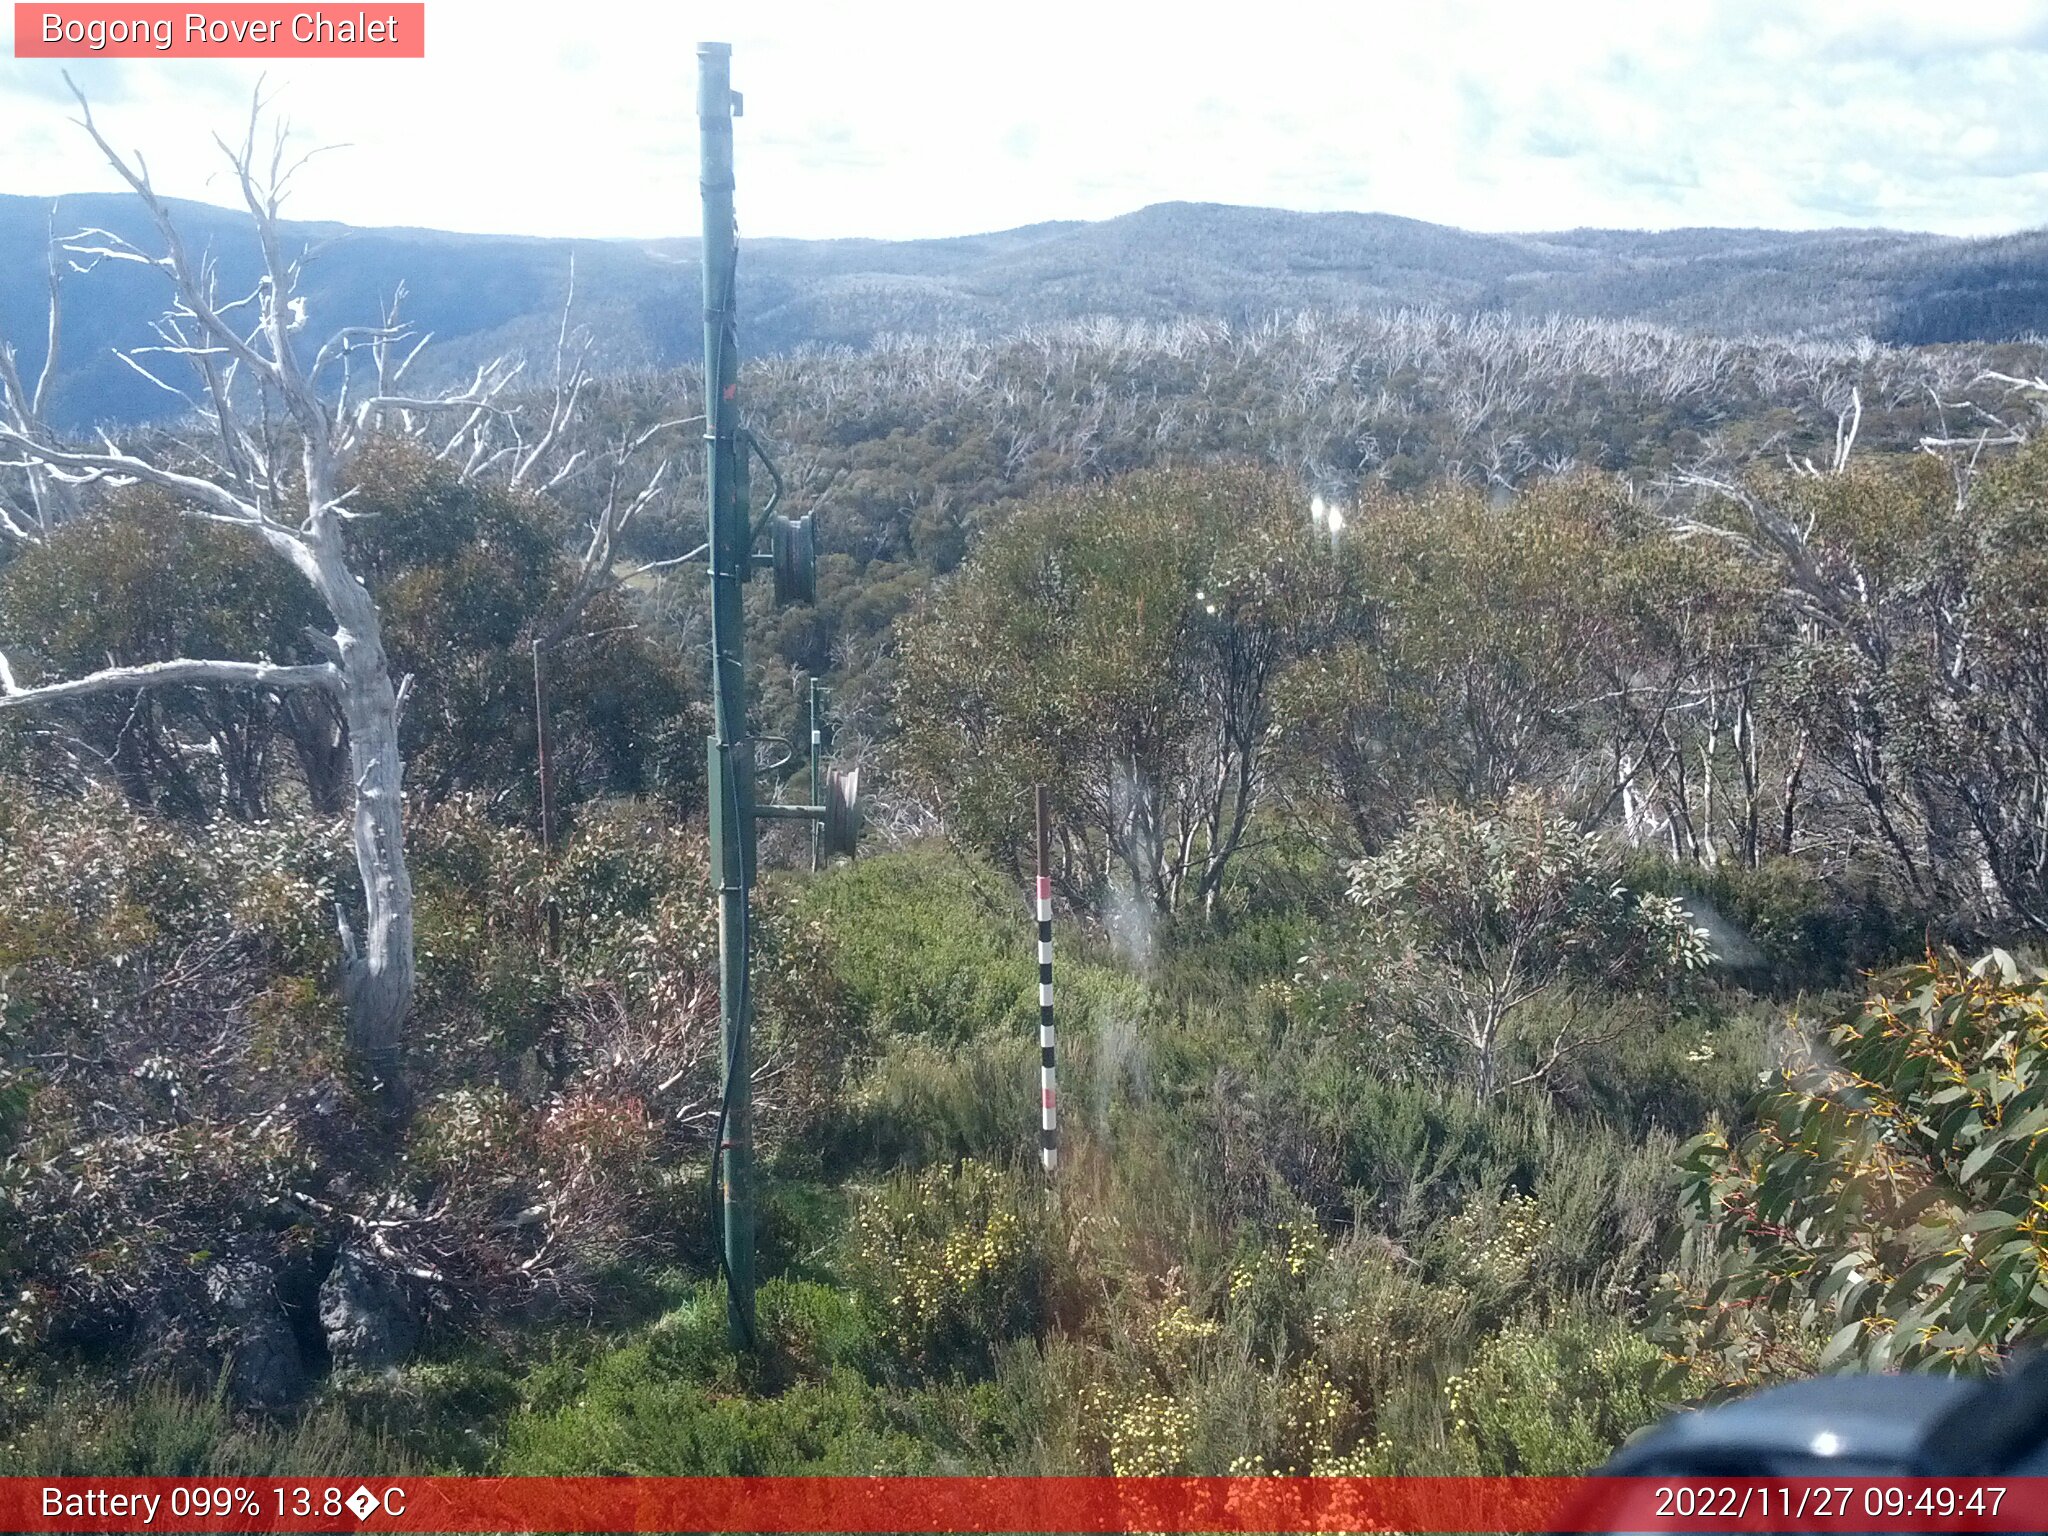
[2,0,2046,238]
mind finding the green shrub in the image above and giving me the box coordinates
[1441,1311,1669,1474]
[501,1360,923,1474]
[798,845,1034,1044]
[1224,1215,1330,1368]
[1150,905,1317,1005]
[760,1280,877,1380]
[756,1170,849,1285]
[1550,996,1769,1136]
[0,1377,405,1477]
[0,789,347,1370]
[1530,1128,1681,1302]
[326,1358,520,1471]
[825,1034,1038,1169]
[1337,793,1710,1101]
[617,1276,883,1398]
[639,1286,743,1389]
[1289,1061,1543,1237]
[1303,1236,1469,1437]
[848,1160,1050,1376]
[1625,853,1923,993]
[1430,1189,1553,1307]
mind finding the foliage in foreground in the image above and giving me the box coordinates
[1661,949,2048,1381]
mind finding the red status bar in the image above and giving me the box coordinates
[5,1476,2048,1533]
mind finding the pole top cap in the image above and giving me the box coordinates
[698,40,732,55]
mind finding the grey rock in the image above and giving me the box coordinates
[203,1255,306,1408]
[317,1242,418,1371]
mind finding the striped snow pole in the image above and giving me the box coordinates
[1034,786,1057,1174]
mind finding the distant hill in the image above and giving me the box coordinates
[4,192,2046,430]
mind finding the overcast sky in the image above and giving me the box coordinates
[5,0,2048,241]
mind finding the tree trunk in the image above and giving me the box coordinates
[320,544,415,1092]
[1473,1015,1499,1103]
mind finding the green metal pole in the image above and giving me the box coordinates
[699,39,756,1351]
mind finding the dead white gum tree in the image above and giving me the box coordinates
[0,207,78,544]
[0,84,688,1093]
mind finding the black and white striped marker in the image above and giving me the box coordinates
[1033,785,1057,1175]
[1037,871,1057,1173]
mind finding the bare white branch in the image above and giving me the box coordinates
[0,654,340,710]
[0,424,277,530]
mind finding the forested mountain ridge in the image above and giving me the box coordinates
[6,190,2046,430]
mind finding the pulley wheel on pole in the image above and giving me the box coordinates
[821,765,861,859]
[773,513,816,606]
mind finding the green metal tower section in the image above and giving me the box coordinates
[698,41,859,1351]
[698,38,756,1352]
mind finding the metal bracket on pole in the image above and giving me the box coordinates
[744,429,784,539]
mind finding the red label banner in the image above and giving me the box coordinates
[13,5,425,57]
[3,1476,2047,1532]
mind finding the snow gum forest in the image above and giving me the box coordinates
[6,98,2048,1480]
